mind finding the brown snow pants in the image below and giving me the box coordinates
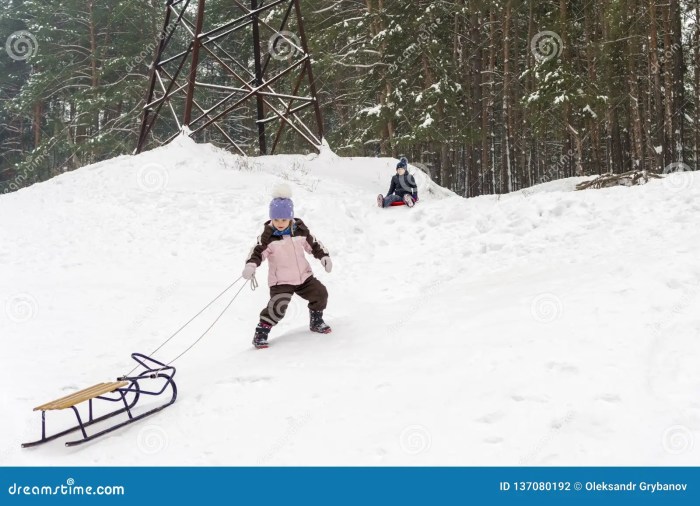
[260,276,328,326]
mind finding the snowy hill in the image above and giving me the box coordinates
[1,137,699,466]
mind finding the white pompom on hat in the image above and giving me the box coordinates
[271,183,293,199]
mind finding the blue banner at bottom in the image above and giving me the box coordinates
[1,467,698,505]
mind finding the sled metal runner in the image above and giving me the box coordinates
[22,354,177,448]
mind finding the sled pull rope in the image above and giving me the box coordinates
[250,272,259,291]
[122,275,257,378]
[160,277,255,368]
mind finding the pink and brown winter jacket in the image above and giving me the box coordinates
[245,219,329,287]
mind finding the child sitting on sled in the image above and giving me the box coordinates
[242,184,333,349]
[377,157,418,208]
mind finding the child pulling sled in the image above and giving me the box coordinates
[242,185,333,349]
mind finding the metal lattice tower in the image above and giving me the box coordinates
[135,0,324,156]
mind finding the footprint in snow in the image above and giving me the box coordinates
[217,376,272,385]
[546,362,579,374]
[476,411,505,424]
[596,393,622,403]
[665,278,684,290]
[510,394,548,403]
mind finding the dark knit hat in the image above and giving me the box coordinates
[396,157,408,170]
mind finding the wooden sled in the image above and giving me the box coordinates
[22,353,177,448]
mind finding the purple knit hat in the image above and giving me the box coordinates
[269,184,294,219]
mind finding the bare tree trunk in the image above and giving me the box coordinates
[502,0,512,193]
[88,0,98,88]
[33,102,42,149]
[670,0,685,162]
[560,0,572,177]
[695,0,700,170]
[470,7,482,197]
[526,0,537,184]
[648,0,664,170]
[583,1,599,175]
[627,0,644,170]
[383,81,395,156]
[440,142,452,191]
[365,0,394,156]
[601,0,623,173]
[87,0,100,163]
[662,4,674,166]
[484,7,497,195]
[511,1,524,190]
[568,124,584,176]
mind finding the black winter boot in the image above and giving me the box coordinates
[310,310,332,334]
[252,321,272,349]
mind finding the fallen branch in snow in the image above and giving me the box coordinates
[575,170,662,190]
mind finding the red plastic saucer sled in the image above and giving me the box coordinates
[377,194,418,208]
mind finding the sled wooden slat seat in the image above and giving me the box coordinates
[33,381,129,411]
[22,353,177,448]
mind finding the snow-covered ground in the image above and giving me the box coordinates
[1,136,699,465]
